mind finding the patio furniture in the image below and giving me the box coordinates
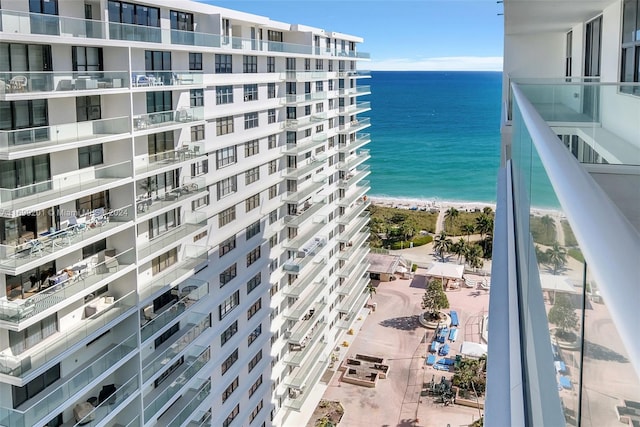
[9,75,27,92]
[559,375,572,389]
[450,310,459,327]
[426,355,436,365]
[438,344,450,356]
[132,74,149,87]
[448,328,459,342]
[73,402,95,424]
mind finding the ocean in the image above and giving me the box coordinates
[363,71,502,204]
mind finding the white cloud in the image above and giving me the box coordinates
[365,56,503,71]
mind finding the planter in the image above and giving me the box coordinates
[551,328,580,350]
[419,311,451,329]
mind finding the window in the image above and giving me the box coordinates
[286,57,296,70]
[8,314,57,355]
[247,246,261,266]
[221,348,239,374]
[246,221,261,240]
[245,139,259,157]
[244,84,258,101]
[315,81,324,92]
[222,376,239,402]
[621,0,640,93]
[190,89,204,107]
[215,54,232,73]
[76,95,101,122]
[243,55,257,73]
[192,194,209,210]
[585,16,602,77]
[267,56,275,72]
[248,349,263,372]
[304,81,311,94]
[191,124,204,141]
[216,116,234,135]
[565,31,572,77]
[286,131,296,145]
[219,291,240,320]
[269,184,278,199]
[244,112,259,129]
[247,273,261,294]
[304,105,311,116]
[217,176,237,199]
[247,298,261,320]
[216,146,236,168]
[216,86,234,104]
[249,400,264,424]
[220,264,237,287]
[269,234,278,248]
[268,109,276,124]
[148,208,179,238]
[268,160,277,175]
[286,81,296,95]
[146,91,172,113]
[246,194,260,212]
[267,82,276,99]
[108,1,160,42]
[316,103,324,113]
[245,167,260,185]
[219,235,236,257]
[286,107,296,120]
[304,58,311,70]
[315,59,323,70]
[249,375,263,397]
[72,46,102,71]
[78,144,103,168]
[219,206,236,227]
[12,364,60,409]
[268,135,277,149]
[248,324,262,346]
[189,52,202,70]
[328,80,334,91]
[152,248,178,275]
[223,404,239,427]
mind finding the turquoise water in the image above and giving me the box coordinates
[364,71,502,203]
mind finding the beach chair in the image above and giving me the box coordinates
[438,344,450,356]
[450,310,459,327]
[426,355,436,365]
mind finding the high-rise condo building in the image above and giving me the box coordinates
[0,1,371,426]
[488,0,640,425]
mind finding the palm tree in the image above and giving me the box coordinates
[400,223,416,242]
[545,242,567,274]
[444,207,459,234]
[366,282,377,301]
[465,244,484,271]
[541,215,556,243]
[451,238,467,264]
[462,223,476,243]
[475,213,493,239]
[482,206,493,215]
[433,231,453,262]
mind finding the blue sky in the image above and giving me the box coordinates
[198,0,504,71]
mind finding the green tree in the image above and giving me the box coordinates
[462,223,476,243]
[400,223,416,242]
[465,244,484,271]
[444,207,459,233]
[365,282,377,301]
[475,213,493,239]
[482,206,493,215]
[452,357,487,396]
[548,293,578,339]
[433,231,453,262]
[535,245,549,264]
[421,279,450,320]
[541,215,556,243]
[451,238,467,264]
[545,242,567,274]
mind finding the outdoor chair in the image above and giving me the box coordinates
[10,75,27,92]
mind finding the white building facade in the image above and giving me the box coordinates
[0,1,371,426]
[488,0,640,426]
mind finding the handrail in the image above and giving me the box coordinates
[512,83,640,379]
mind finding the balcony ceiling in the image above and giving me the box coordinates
[504,0,616,35]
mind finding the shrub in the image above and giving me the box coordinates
[411,263,418,272]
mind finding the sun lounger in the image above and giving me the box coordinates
[449,328,459,342]
[450,311,459,326]
[554,361,566,373]
[559,375,572,389]
[430,341,440,353]
[426,355,436,365]
[438,344,450,356]
[433,363,449,371]
[438,358,455,366]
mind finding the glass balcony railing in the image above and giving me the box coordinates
[134,142,205,174]
[0,71,129,98]
[284,200,326,228]
[337,198,370,225]
[336,292,370,330]
[339,101,371,114]
[0,116,130,154]
[141,278,209,342]
[72,375,139,427]
[337,166,371,189]
[0,161,131,213]
[0,292,136,379]
[0,248,135,323]
[0,333,137,427]
[284,221,327,251]
[284,94,314,105]
[283,179,326,204]
[338,118,371,133]
[337,149,371,171]
[284,324,327,366]
[336,246,369,279]
[512,81,640,166]
[283,261,326,297]
[281,71,328,81]
[133,107,204,131]
[337,231,369,262]
[288,302,327,345]
[137,213,208,260]
[142,313,210,383]
[285,282,326,322]
[130,71,204,88]
[283,134,326,155]
[0,10,106,39]
[500,84,640,426]
[136,176,208,217]
[164,379,211,427]
[144,347,210,422]
[285,155,327,179]
[337,262,370,293]
[338,215,369,243]
[284,116,313,129]
[337,133,371,153]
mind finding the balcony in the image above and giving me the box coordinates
[337,232,370,262]
[133,107,204,132]
[337,199,370,225]
[158,379,211,427]
[337,184,371,209]
[0,71,130,100]
[0,116,130,159]
[284,200,326,228]
[68,375,139,427]
[339,102,371,114]
[337,247,370,279]
[0,161,131,215]
[284,335,327,387]
[137,214,208,261]
[281,71,328,81]
[0,9,107,39]
[284,281,326,322]
[284,116,313,129]
[139,245,209,301]
[136,177,208,218]
[284,357,329,411]
[131,70,204,88]
[283,220,327,251]
[284,94,314,105]
[338,118,371,134]
[338,215,370,244]
[0,248,135,325]
[134,142,205,175]
[0,333,137,427]
[144,347,210,423]
[284,324,327,366]
[337,150,371,172]
[337,263,370,295]
[141,278,209,342]
[283,134,327,155]
[336,292,369,330]
[337,167,371,189]
[283,179,326,204]
[338,134,371,154]
[0,206,133,275]
[283,261,326,297]
[142,313,210,383]
[338,276,369,315]
[284,155,327,180]
[288,302,327,345]
[0,292,136,380]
